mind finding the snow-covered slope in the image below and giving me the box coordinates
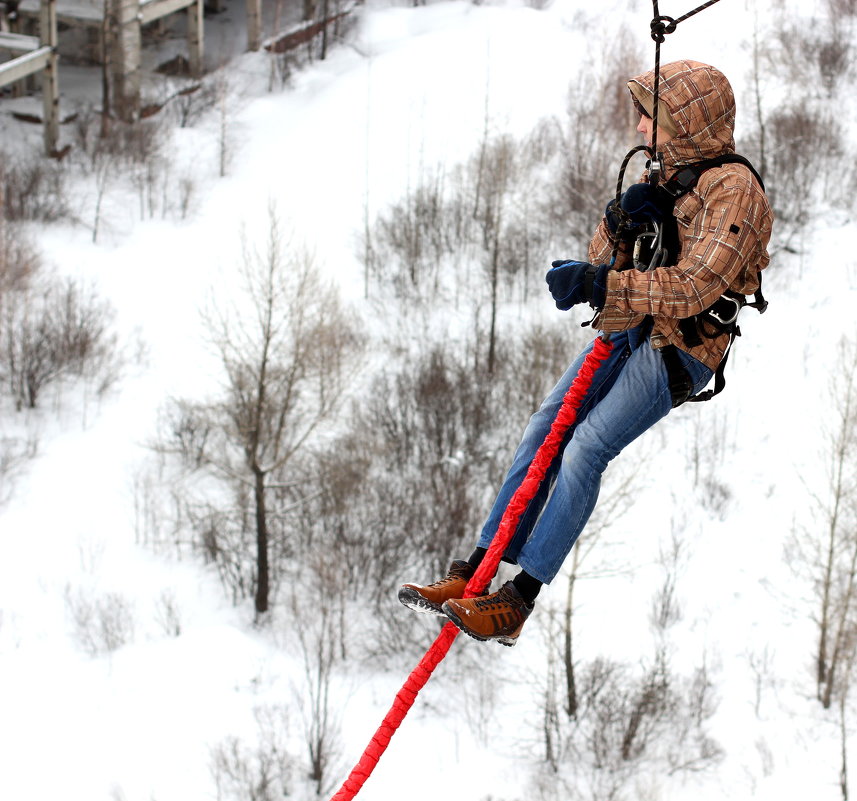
[1,1,855,799]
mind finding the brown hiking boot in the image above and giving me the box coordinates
[442,581,533,647]
[398,560,487,617]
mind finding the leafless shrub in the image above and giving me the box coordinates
[285,554,345,796]
[65,585,136,656]
[210,705,294,801]
[535,524,721,800]
[764,104,842,242]
[168,81,219,128]
[0,216,40,300]
[154,588,182,637]
[346,344,493,590]
[346,335,523,591]
[364,128,554,318]
[72,105,166,169]
[132,462,165,546]
[215,71,234,178]
[548,655,709,797]
[684,405,734,520]
[364,129,580,371]
[650,530,686,634]
[367,165,454,305]
[828,0,857,15]
[69,105,198,233]
[537,649,721,801]
[0,153,69,223]
[745,644,778,720]
[184,496,257,606]
[156,398,214,471]
[0,434,39,507]
[761,12,853,98]
[788,334,857,710]
[0,276,122,410]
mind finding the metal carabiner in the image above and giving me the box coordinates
[632,220,668,271]
[707,295,743,326]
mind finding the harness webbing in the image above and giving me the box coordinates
[329,334,616,801]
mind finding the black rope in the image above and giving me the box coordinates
[647,0,723,185]
[673,0,723,27]
[608,145,651,264]
[607,0,725,262]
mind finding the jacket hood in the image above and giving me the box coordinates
[628,60,735,170]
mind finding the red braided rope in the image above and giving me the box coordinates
[329,334,615,801]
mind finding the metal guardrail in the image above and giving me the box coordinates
[0,44,52,85]
[0,32,41,52]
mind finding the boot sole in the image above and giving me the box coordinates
[397,586,446,617]
[441,602,518,647]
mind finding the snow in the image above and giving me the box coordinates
[1,0,855,799]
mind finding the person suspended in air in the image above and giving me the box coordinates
[398,60,774,646]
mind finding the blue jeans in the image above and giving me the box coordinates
[476,326,713,584]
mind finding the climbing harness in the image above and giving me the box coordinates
[636,153,769,404]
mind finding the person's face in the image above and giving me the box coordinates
[636,114,673,148]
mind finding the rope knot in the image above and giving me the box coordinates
[650,15,677,42]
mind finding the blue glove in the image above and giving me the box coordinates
[604,182,664,238]
[546,260,610,311]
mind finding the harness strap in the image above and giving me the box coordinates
[659,344,694,407]
[659,153,766,199]
[660,337,736,406]
[687,333,737,403]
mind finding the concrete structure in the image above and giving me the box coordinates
[14,0,205,123]
[0,0,59,154]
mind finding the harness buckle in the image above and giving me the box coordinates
[707,295,742,326]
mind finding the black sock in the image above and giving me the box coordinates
[512,570,542,605]
[467,547,487,570]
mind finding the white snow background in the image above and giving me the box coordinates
[1,0,855,799]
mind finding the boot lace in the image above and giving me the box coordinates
[429,566,471,588]
[474,585,520,612]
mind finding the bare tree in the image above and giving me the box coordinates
[286,551,344,796]
[159,205,364,619]
[788,335,857,710]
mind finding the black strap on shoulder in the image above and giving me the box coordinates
[659,154,766,201]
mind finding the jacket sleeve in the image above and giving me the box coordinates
[588,218,634,269]
[598,169,767,321]
[587,218,644,332]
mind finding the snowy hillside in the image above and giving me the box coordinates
[1,1,856,800]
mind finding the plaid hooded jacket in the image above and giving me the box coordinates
[588,60,774,371]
